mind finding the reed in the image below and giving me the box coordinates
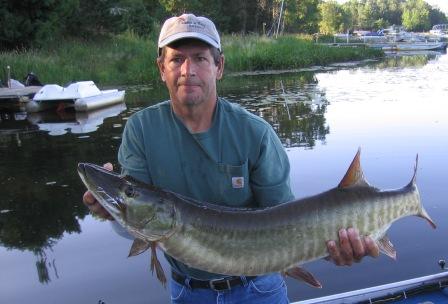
[0,34,381,86]
[223,35,382,72]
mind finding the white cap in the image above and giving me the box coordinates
[158,14,221,54]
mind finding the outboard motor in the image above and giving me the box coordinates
[24,72,43,86]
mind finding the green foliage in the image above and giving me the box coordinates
[284,0,320,34]
[402,0,431,31]
[0,0,78,49]
[2,0,448,51]
[0,33,158,85]
[223,35,381,72]
[65,0,124,39]
[318,1,346,34]
[429,6,448,25]
[0,34,381,86]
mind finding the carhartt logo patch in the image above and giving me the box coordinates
[232,177,244,189]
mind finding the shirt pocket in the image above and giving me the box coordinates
[215,159,252,207]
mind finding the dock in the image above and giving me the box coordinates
[0,86,41,110]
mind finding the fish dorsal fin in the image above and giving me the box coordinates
[377,235,397,260]
[338,148,369,188]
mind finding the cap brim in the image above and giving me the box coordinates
[158,32,220,50]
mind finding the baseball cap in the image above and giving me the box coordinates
[158,14,221,54]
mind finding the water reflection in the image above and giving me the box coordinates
[0,51,447,304]
[220,73,330,147]
[28,102,126,136]
[0,104,126,287]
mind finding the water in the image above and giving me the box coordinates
[1,51,447,303]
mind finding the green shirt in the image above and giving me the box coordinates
[118,98,294,279]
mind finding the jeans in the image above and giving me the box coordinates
[170,273,289,304]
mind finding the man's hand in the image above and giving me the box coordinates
[326,228,380,266]
[82,162,114,220]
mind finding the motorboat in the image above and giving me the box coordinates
[26,81,125,113]
[294,270,448,304]
[429,24,448,39]
[380,41,447,51]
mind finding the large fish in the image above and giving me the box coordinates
[77,150,436,287]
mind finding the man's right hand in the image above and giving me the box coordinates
[82,162,114,220]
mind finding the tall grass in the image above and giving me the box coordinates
[0,34,382,86]
[223,35,382,72]
[0,32,159,86]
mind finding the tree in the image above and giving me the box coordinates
[402,0,430,31]
[284,0,320,34]
[318,1,346,34]
[0,0,78,50]
[428,6,448,26]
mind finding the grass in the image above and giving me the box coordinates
[0,33,382,86]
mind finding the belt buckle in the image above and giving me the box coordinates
[209,278,231,291]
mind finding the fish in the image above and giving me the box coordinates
[77,149,436,288]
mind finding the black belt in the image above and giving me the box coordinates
[172,271,256,291]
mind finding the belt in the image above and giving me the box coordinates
[172,271,256,291]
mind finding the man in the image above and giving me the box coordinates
[83,14,379,304]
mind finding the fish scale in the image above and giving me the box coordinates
[78,149,436,288]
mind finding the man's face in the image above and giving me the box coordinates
[157,40,224,108]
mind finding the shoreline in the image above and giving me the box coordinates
[0,34,383,86]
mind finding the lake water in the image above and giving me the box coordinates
[1,51,447,304]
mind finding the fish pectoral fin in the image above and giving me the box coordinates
[128,238,151,257]
[284,266,322,288]
[150,241,167,288]
[377,235,397,260]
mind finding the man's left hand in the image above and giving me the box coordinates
[326,228,380,266]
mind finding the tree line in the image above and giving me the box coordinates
[1,0,447,50]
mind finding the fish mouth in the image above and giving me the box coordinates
[77,163,126,219]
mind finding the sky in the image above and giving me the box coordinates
[334,0,448,14]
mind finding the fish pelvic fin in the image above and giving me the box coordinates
[338,148,370,189]
[377,235,397,260]
[150,242,167,288]
[284,266,322,288]
[128,238,151,257]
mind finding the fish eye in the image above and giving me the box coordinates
[124,185,135,197]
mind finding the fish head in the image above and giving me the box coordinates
[77,163,176,241]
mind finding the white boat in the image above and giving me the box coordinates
[26,81,125,112]
[381,41,447,51]
[429,24,448,39]
[294,271,448,304]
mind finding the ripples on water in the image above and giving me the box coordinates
[1,51,447,303]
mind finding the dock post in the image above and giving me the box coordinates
[7,65,11,88]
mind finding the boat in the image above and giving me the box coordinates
[380,41,447,51]
[429,24,448,40]
[26,81,125,113]
[294,271,448,304]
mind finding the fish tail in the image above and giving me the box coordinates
[407,154,418,187]
[407,154,436,229]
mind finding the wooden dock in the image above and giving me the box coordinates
[0,86,41,110]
